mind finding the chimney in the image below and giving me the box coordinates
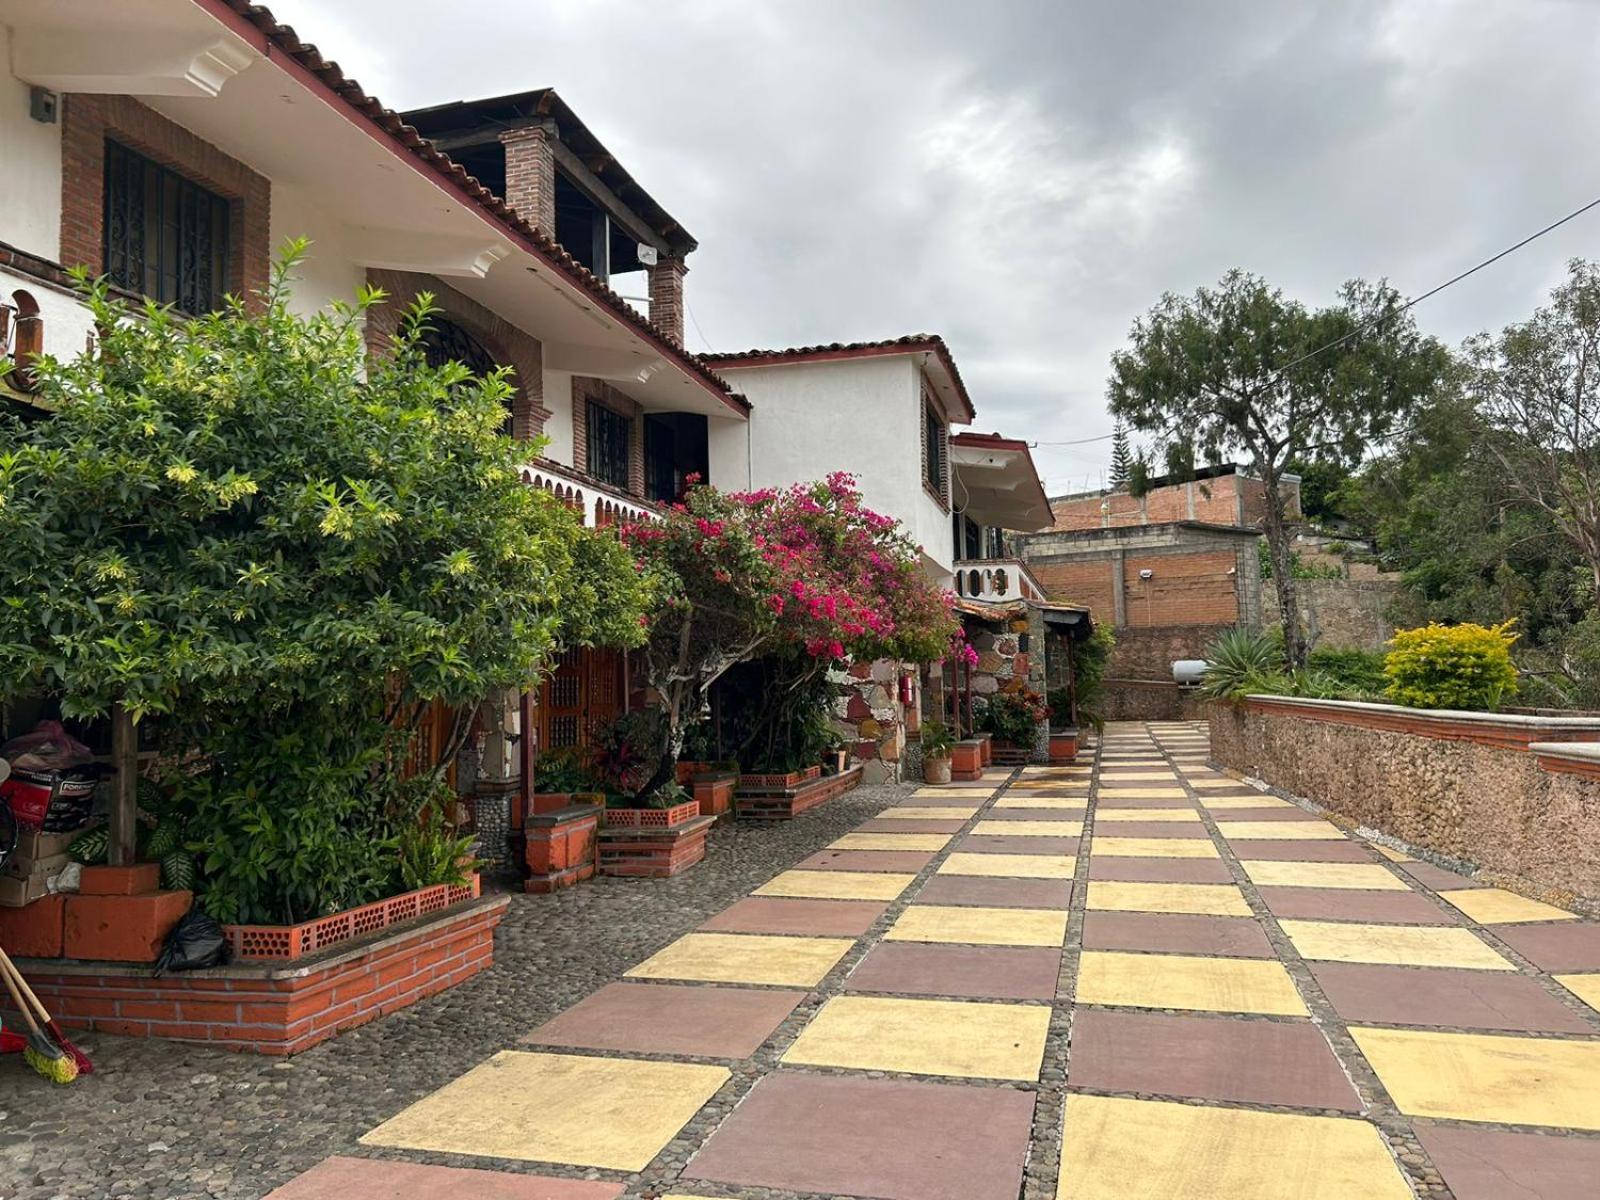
[648,255,688,346]
[499,123,556,233]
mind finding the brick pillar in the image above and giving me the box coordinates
[500,123,557,233]
[648,255,688,345]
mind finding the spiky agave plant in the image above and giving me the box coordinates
[1198,628,1287,701]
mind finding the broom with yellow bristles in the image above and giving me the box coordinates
[0,944,82,1083]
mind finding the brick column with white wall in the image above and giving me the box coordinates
[648,255,688,345]
[500,124,557,233]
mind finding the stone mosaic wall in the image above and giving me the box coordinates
[834,660,911,784]
[1209,700,1600,906]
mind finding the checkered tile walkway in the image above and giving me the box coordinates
[266,722,1600,1200]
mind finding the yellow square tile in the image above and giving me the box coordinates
[880,805,979,819]
[1187,777,1250,789]
[1056,1094,1412,1200]
[1216,821,1346,841]
[913,786,993,798]
[1441,888,1577,925]
[885,904,1067,947]
[1010,781,1089,793]
[1085,881,1251,917]
[753,870,914,901]
[995,795,1086,810]
[625,932,854,986]
[939,852,1076,879]
[1096,772,1178,781]
[1353,1026,1600,1130]
[1094,809,1202,823]
[1240,861,1408,890]
[829,832,951,852]
[971,819,1083,837]
[1076,951,1307,1016]
[1199,794,1294,809]
[361,1050,728,1170]
[1091,837,1219,859]
[1099,787,1187,799]
[782,995,1050,1081]
[1371,844,1413,863]
[1278,920,1514,970]
[1556,973,1600,1012]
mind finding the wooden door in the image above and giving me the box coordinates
[536,648,624,754]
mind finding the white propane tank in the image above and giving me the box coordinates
[1173,660,1209,688]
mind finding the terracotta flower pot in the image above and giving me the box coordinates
[923,755,952,784]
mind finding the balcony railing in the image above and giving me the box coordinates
[953,557,1045,603]
[519,458,659,528]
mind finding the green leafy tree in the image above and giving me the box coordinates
[0,244,649,921]
[1108,421,1133,488]
[1108,270,1449,668]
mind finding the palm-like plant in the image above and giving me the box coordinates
[1198,628,1287,701]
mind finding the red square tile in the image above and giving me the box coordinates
[684,1072,1034,1200]
[1415,1122,1600,1199]
[1067,1010,1359,1110]
[1401,862,1484,891]
[264,1158,623,1199]
[1081,912,1274,958]
[1088,796,1194,809]
[849,942,1062,1000]
[700,896,888,936]
[915,876,1075,909]
[1257,887,1457,925]
[1226,840,1375,862]
[1494,923,1600,971]
[1309,962,1593,1033]
[522,982,804,1058]
[959,835,1081,855]
[797,849,937,873]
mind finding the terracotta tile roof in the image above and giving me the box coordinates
[207,2,746,413]
[701,335,975,421]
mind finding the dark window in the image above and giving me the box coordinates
[924,404,945,493]
[421,317,513,435]
[963,516,982,560]
[102,140,231,316]
[643,412,708,503]
[587,399,632,489]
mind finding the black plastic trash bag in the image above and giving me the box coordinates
[154,908,232,975]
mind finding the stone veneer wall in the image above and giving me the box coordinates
[1209,697,1600,904]
[835,660,911,784]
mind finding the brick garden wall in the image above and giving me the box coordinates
[1208,698,1600,905]
[1049,473,1300,533]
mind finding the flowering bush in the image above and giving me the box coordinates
[978,689,1051,745]
[623,474,956,794]
[1384,621,1519,711]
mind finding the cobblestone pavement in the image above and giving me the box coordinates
[12,725,1600,1199]
[0,783,906,1199]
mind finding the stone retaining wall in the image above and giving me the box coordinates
[1208,696,1600,903]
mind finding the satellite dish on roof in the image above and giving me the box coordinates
[637,244,659,267]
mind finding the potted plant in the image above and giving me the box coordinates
[978,690,1051,761]
[820,730,849,776]
[530,747,606,815]
[921,719,956,784]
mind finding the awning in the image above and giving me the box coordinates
[950,433,1052,532]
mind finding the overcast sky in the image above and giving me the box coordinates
[268,0,1600,494]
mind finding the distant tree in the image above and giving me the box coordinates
[1127,448,1153,499]
[1469,259,1600,600]
[1108,421,1133,488]
[1285,456,1354,526]
[1108,270,1449,669]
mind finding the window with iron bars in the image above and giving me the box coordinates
[102,139,231,317]
[586,399,632,490]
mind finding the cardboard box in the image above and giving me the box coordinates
[0,871,50,907]
[4,849,71,880]
[13,828,82,860]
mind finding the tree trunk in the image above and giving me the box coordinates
[1260,469,1307,670]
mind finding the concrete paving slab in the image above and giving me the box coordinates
[700,895,888,936]
[1086,856,1235,883]
[1401,861,1484,890]
[1055,1095,1411,1200]
[1495,923,1600,971]
[885,904,1067,947]
[1228,840,1378,862]
[971,819,1084,837]
[1240,860,1408,890]
[939,852,1076,878]
[796,848,938,872]
[752,869,914,901]
[1278,920,1515,970]
[684,1072,1034,1200]
[263,1157,625,1200]
[783,995,1051,1080]
[959,835,1082,855]
[1415,1121,1600,1200]
[1353,1026,1600,1129]
[849,942,1063,1001]
[1091,837,1220,858]
[625,932,854,987]
[523,982,804,1058]
[360,1051,728,1171]
[1084,881,1251,917]
[1256,886,1459,925]
[1081,912,1274,958]
[1068,1010,1360,1109]
[914,875,1075,909]
[1441,888,1578,925]
[1075,950,1308,1016]
[1310,962,1594,1033]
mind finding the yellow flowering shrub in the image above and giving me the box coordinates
[1383,621,1519,712]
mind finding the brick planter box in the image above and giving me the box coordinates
[975,733,993,767]
[738,764,823,790]
[989,739,1032,766]
[950,740,983,782]
[737,764,863,821]
[7,896,509,1056]
[223,877,480,961]
[524,804,599,894]
[529,791,604,816]
[1049,728,1080,763]
[598,815,714,878]
[1211,696,1600,904]
[603,800,701,829]
[691,772,738,821]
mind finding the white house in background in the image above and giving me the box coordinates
[702,339,1054,587]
